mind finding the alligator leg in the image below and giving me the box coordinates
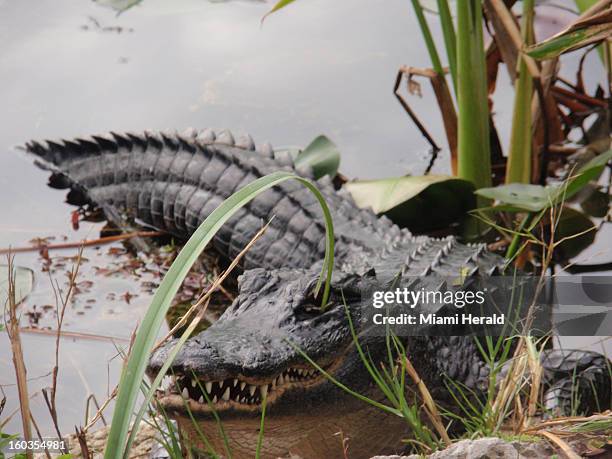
[542,349,611,417]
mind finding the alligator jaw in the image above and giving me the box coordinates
[157,364,332,413]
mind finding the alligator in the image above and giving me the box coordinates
[24,129,611,459]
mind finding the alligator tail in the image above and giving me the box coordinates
[22,129,331,269]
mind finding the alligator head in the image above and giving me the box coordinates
[146,268,401,458]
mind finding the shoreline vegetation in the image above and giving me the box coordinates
[2,0,612,458]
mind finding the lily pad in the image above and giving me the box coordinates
[0,265,34,307]
[294,135,340,180]
[345,175,475,232]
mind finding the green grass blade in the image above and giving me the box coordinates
[410,0,444,75]
[255,392,267,459]
[436,0,457,91]
[104,171,335,459]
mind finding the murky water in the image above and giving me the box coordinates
[0,0,609,437]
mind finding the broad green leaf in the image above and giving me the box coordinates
[294,135,340,179]
[477,149,612,212]
[476,183,560,212]
[0,265,34,307]
[346,175,475,232]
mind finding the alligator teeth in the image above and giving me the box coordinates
[222,387,230,401]
[240,381,246,391]
[212,395,218,403]
[198,395,204,403]
[205,382,212,393]
[191,380,197,388]
[182,388,189,399]
[260,385,268,399]
[233,378,238,387]
[277,375,284,385]
[249,385,257,396]
[240,397,246,403]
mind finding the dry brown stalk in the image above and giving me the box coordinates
[4,254,33,459]
[0,231,163,255]
[30,412,52,459]
[522,411,612,432]
[403,357,451,446]
[19,327,130,343]
[484,0,540,79]
[398,66,458,175]
[537,430,581,459]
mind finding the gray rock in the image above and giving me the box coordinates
[371,437,555,459]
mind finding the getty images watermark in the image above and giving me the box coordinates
[361,275,612,337]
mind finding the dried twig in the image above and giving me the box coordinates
[537,430,581,459]
[398,66,458,175]
[393,70,442,154]
[404,357,451,446]
[4,253,33,459]
[0,231,162,255]
[30,412,52,459]
[75,426,91,459]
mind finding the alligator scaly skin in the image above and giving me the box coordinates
[25,128,502,276]
[24,129,611,459]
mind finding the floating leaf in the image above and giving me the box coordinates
[346,175,475,232]
[0,265,34,307]
[294,135,340,180]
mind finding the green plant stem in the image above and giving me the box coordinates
[255,392,268,459]
[506,212,535,260]
[456,1,492,192]
[506,0,535,184]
